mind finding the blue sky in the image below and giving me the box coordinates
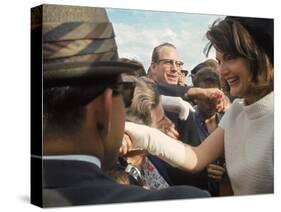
[107,8,224,84]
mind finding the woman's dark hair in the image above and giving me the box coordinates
[204,17,273,100]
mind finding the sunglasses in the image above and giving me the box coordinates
[111,81,136,108]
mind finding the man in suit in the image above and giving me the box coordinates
[148,42,225,143]
[147,43,227,190]
[35,4,209,208]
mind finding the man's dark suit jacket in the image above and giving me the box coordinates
[42,159,209,207]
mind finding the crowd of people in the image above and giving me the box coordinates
[34,4,273,207]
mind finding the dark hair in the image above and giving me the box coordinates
[205,17,273,99]
[151,42,176,63]
[119,58,147,77]
[43,77,118,135]
[193,68,221,89]
[44,86,85,134]
[190,59,218,76]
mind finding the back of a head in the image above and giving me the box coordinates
[125,76,160,126]
[119,58,147,77]
[204,59,219,71]
[190,60,219,86]
[190,59,218,76]
[33,4,141,134]
[192,67,221,89]
[190,62,205,76]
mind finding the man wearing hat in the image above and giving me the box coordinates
[31,4,209,207]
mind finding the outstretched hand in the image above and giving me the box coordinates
[119,134,133,156]
[124,122,188,168]
[119,133,146,157]
[190,88,228,113]
[202,88,224,101]
[161,95,195,120]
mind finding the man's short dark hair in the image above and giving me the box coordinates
[190,59,218,76]
[192,68,221,89]
[43,77,119,135]
[119,58,146,77]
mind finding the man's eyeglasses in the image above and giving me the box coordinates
[157,59,184,68]
[112,81,136,108]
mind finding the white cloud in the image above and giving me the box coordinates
[113,22,216,75]
[107,9,224,83]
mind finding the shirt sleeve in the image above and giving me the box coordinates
[156,82,190,98]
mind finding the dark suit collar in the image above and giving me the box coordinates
[42,154,101,168]
[43,159,107,188]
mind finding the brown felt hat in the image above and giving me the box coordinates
[31,4,141,87]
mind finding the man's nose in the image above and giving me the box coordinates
[171,61,179,71]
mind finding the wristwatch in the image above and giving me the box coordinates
[125,164,146,186]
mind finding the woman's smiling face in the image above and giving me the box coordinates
[216,50,251,98]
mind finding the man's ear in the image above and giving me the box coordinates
[149,64,159,80]
[150,63,157,74]
[102,88,112,134]
[98,88,113,137]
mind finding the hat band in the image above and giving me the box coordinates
[44,38,117,59]
[43,22,114,42]
[44,51,118,64]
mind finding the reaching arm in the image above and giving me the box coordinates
[186,87,226,113]
[125,122,224,173]
[190,127,225,172]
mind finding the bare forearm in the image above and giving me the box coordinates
[190,128,225,172]
[186,87,224,102]
[185,87,205,101]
